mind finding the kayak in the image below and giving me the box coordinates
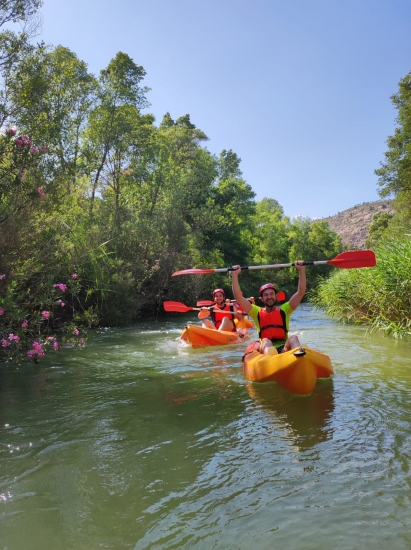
[181,324,250,348]
[235,317,254,329]
[243,344,333,395]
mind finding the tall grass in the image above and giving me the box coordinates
[310,237,411,337]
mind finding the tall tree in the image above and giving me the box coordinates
[375,71,411,199]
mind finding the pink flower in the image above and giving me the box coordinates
[30,147,39,153]
[8,334,20,343]
[141,292,145,296]
[57,299,65,307]
[41,145,47,153]
[79,338,85,345]
[15,139,23,148]
[46,336,55,341]
[37,188,45,198]
[0,308,4,315]
[2,339,10,347]
[73,328,79,336]
[33,341,43,351]
[27,344,45,359]
[21,319,28,328]
[53,341,59,351]
[41,310,50,319]
[22,135,30,141]
[71,273,78,279]
[53,283,67,292]
[0,274,6,279]
[7,128,16,136]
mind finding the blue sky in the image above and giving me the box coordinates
[37,0,411,218]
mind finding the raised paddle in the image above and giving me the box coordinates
[172,250,376,276]
[163,301,234,314]
[197,292,286,306]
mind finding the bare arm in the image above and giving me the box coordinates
[231,265,253,314]
[289,260,306,311]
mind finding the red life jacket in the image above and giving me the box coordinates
[210,303,235,330]
[257,308,287,341]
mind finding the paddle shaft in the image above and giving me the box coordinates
[215,261,328,273]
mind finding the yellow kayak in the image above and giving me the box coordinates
[243,345,333,395]
[181,324,250,348]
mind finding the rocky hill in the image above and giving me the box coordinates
[320,200,394,248]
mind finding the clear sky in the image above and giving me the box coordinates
[36,0,411,219]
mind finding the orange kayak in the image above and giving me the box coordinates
[181,324,250,348]
[235,317,254,329]
[243,345,333,395]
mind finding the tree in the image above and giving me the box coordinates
[375,71,411,200]
[365,212,394,247]
[84,52,150,213]
[8,45,97,193]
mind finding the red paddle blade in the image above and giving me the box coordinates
[163,301,193,312]
[172,268,215,276]
[327,250,376,269]
[197,300,214,306]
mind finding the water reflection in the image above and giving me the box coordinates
[246,379,335,449]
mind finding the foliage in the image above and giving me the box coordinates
[375,71,411,199]
[310,238,411,337]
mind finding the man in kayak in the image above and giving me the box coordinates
[199,288,239,332]
[231,261,306,355]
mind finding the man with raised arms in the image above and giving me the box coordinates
[231,262,306,355]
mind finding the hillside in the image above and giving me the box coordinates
[320,200,394,248]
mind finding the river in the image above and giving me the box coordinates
[1,304,411,549]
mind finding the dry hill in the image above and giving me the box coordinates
[321,200,394,248]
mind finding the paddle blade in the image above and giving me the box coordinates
[163,301,193,313]
[172,268,216,276]
[277,291,286,302]
[327,250,376,269]
[197,300,214,306]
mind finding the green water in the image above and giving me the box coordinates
[1,305,411,549]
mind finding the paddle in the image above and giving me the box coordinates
[163,301,232,313]
[197,292,286,306]
[172,250,376,276]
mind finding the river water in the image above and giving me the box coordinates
[1,305,411,549]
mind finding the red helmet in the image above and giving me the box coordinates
[259,283,278,297]
[212,288,225,298]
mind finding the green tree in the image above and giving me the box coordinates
[84,52,150,213]
[365,211,394,248]
[376,71,411,199]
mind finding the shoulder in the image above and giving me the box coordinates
[249,304,261,320]
[280,301,292,315]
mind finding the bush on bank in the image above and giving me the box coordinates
[310,237,411,337]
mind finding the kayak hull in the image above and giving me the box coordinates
[181,324,250,348]
[243,345,333,395]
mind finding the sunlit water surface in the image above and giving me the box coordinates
[1,305,411,549]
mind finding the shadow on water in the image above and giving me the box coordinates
[245,378,335,449]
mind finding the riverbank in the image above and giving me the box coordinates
[310,237,411,337]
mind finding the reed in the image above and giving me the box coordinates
[310,237,411,337]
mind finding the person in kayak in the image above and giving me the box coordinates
[231,261,306,355]
[199,288,239,332]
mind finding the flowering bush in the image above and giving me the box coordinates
[0,129,49,225]
[0,272,88,363]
